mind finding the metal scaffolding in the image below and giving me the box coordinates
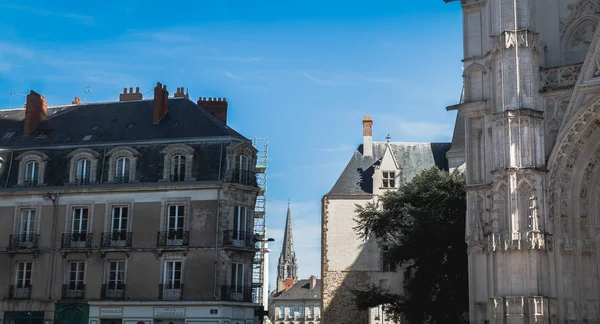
[252,138,268,306]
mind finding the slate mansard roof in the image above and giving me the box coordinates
[327,142,452,196]
[272,279,322,301]
[0,97,247,149]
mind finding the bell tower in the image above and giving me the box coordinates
[276,202,298,293]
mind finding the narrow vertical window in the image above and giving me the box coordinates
[115,157,130,183]
[70,208,89,246]
[111,206,128,240]
[66,261,86,299]
[171,155,186,182]
[231,263,244,293]
[15,262,32,288]
[19,209,36,244]
[108,261,125,289]
[76,159,90,185]
[233,206,247,241]
[24,161,39,186]
[163,261,182,288]
[167,205,185,244]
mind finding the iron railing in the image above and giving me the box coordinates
[223,230,255,248]
[221,285,253,302]
[62,284,85,300]
[159,283,183,300]
[157,230,189,247]
[8,234,39,250]
[114,175,130,184]
[224,169,257,187]
[9,285,31,299]
[23,178,38,187]
[101,283,126,300]
[61,232,92,248]
[101,231,132,248]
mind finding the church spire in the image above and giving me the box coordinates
[277,201,298,292]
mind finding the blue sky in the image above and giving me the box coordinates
[0,1,464,290]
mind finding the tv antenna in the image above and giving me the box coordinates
[83,86,92,103]
[8,90,26,109]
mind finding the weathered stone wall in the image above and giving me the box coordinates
[322,270,370,324]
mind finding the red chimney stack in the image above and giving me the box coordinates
[72,97,81,105]
[285,278,294,291]
[153,82,169,124]
[197,97,228,124]
[23,90,48,136]
[120,87,143,102]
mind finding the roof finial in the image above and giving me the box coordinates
[386,134,391,143]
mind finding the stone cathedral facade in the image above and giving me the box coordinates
[446,0,600,322]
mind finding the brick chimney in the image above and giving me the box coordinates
[363,116,373,157]
[153,82,169,124]
[120,87,143,102]
[72,97,81,105]
[174,87,188,99]
[309,275,317,290]
[23,91,48,137]
[198,97,228,124]
[285,278,294,291]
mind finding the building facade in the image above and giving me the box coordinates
[0,84,262,324]
[321,116,451,324]
[446,0,600,322]
[270,277,321,324]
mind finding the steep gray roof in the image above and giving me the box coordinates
[326,142,451,196]
[0,98,247,148]
[272,279,322,300]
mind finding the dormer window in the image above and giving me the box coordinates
[16,151,49,187]
[76,159,91,185]
[106,147,139,184]
[237,155,249,171]
[171,155,186,182]
[160,144,194,182]
[382,171,396,188]
[68,149,100,185]
[115,157,130,184]
[24,161,39,187]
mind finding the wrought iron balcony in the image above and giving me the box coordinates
[23,178,38,187]
[223,230,255,248]
[101,283,126,300]
[114,175,130,184]
[8,234,39,250]
[74,177,90,185]
[224,168,258,187]
[9,285,31,299]
[221,285,252,302]
[62,284,85,300]
[61,232,92,248]
[159,283,183,301]
[157,230,189,247]
[101,231,132,248]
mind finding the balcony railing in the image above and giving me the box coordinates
[224,169,257,187]
[8,234,39,250]
[157,230,189,247]
[61,232,92,248]
[114,175,130,184]
[23,178,38,187]
[74,177,90,185]
[101,231,132,248]
[223,230,255,248]
[159,283,183,301]
[221,285,252,302]
[62,284,85,300]
[9,285,31,299]
[101,283,126,300]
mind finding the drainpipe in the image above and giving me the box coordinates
[213,142,224,299]
[46,192,59,299]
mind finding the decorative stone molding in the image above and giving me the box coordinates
[160,144,195,182]
[106,146,139,183]
[67,148,100,185]
[15,150,49,186]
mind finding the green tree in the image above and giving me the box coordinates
[352,167,468,324]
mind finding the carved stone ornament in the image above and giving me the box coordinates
[560,0,600,40]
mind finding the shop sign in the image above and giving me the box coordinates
[99,307,123,317]
[153,307,186,317]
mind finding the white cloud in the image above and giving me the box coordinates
[266,200,321,291]
[224,71,244,80]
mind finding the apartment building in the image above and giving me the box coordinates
[0,84,262,324]
[270,276,321,324]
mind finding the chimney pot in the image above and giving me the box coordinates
[135,87,140,93]
[197,96,228,124]
[120,86,143,102]
[363,116,373,157]
[72,97,81,105]
[310,276,317,290]
[23,90,48,136]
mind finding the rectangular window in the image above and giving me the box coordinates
[111,206,128,235]
[115,157,130,183]
[15,262,32,288]
[108,261,125,289]
[19,209,36,236]
[289,306,294,318]
[231,263,244,293]
[236,155,249,170]
[381,245,396,272]
[382,171,395,188]
[68,261,85,289]
[163,261,182,289]
[72,208,88,235]
[233,206,247,240]
[279,306,285,318]
[167,205,185,233]
[298,305,304,317]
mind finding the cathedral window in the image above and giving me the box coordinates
[382,171,396,188]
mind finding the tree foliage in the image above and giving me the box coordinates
[352,167,468,324]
